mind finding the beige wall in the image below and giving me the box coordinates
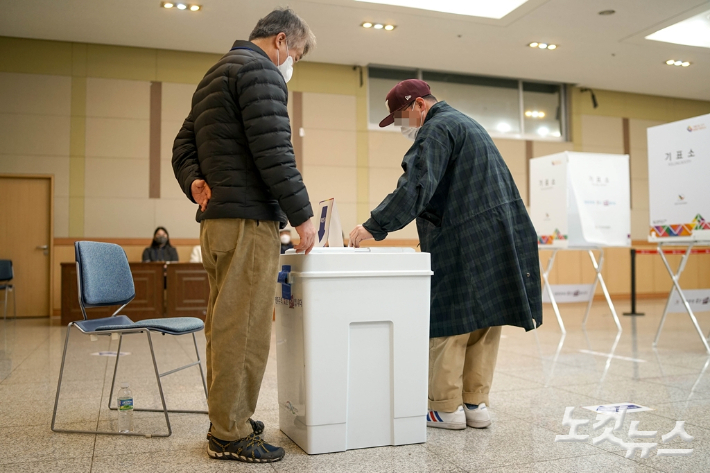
[0,72,71,236]
[301,92,358,234]
[367,130,418,238]
[2,36,710,315]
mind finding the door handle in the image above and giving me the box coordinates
[36,245,49,255]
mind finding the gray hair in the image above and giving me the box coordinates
[249,8,316,55]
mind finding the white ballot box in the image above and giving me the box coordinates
[274,247,432,454]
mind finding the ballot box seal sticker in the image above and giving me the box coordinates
[275,296,302,308]
[277,265,292,300]
[276,266,302,309]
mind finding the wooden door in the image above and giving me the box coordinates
[0,175,53,317]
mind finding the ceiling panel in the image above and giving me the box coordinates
[0,0,709,100]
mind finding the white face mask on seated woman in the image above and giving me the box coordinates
[280,234,291,244]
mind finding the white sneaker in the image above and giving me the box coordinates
[426,406,466,430]
[464,403,491,428]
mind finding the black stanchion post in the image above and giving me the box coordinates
[624,248,645,316]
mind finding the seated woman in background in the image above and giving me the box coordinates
[142,227,179,262]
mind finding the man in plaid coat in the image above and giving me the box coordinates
[349,79,542,430]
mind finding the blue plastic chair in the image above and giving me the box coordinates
[51,241,208,437]
[0,260,15,320]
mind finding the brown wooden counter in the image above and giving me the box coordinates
[60,262,209,324]
[166,263,209,320]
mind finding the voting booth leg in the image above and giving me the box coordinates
[653,243,710,355]
[623,249,645,316]
[581,249,622,332]
[541,249,566,334]
[653,282,676,351]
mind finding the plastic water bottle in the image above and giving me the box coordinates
[117,382,134,433]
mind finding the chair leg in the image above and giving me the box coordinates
[51,323,74,432]
[146,330,172,437]
[193,332,208,400]
[52,327,171,437]
[107,333,124,410]
[3,288,7,320]
[12,286,16,318]
[107,332,208,416]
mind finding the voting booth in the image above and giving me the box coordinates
[530,152,631,248]
[530,152,630,333]
[274,200,433,454]
[647,114,710,354]
[647,114,710,242]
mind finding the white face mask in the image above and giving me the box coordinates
[400,126,419,141]
[280,234,291,244]
[276,40,294,83]
[400,104,425,141]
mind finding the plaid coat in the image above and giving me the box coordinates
[363,102,542,338]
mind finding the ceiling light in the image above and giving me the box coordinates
[353,0,529,20]
[529,42,557,50]
[646,9,710,49]
[537,126,550,137]
[598,10,615,16]
[525,110,546,118]
[162,2,174,7]
[363,22,396,31]
[496,122,512,133]
[176,3,187,10]
[665,59,692,67]
[189,4,200,11]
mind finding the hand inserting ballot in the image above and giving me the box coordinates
[348,225,374,248]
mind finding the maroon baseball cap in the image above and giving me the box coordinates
[379,79,432,128]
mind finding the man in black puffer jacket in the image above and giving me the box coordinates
[172,7,316,463]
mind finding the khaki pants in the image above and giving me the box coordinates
[428,326,502,412]
[200,218,280,440]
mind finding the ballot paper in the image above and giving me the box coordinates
[582,403,653,413]
[315,198,344,248]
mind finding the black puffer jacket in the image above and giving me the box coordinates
[172,40,312,227]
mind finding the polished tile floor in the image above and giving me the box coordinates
[1,299,709,472]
